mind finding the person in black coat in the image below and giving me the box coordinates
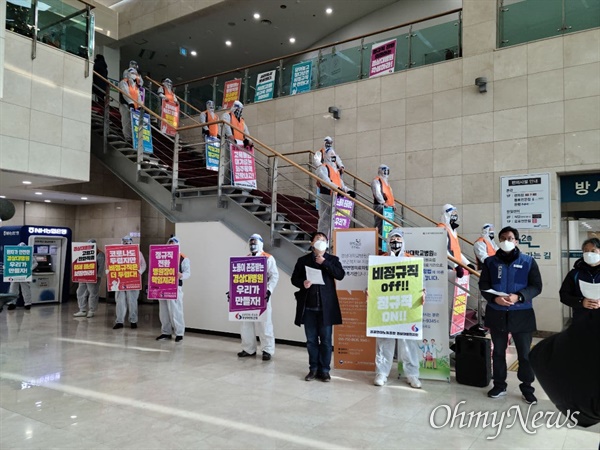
[93,54,109,103]
[291,232,345,382]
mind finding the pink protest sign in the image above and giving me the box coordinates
[148,244,180,300]
[231,143,257,189]
[369,39,396,78]
[105,244,141,291]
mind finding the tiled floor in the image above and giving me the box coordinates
[1,301,598,449]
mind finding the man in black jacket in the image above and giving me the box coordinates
[291,232,345,382]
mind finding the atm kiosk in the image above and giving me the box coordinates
[0,225,72,304]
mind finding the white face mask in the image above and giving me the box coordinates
[583,252,600,266]
[314,240,328,252]
[498,240,515,253]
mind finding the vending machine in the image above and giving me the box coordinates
[0,225,72,304]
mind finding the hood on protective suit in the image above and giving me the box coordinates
[440,203,458,225]
[387,227,405,255]
[378,164,390,180]
[167,236,179,245]
[248,233,264,254]
[481,224,494,238]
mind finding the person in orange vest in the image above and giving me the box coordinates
[122,60,143,88]
[118,68,141,142]
[158,78,178,107]
[237,234,279,361]
[316,148,355,235]
[200,100,220,139]
[314,136,344,175]
[371,164,395,236]
[474,223,498,270]
[222,100,251,147]
[437,204,474,278]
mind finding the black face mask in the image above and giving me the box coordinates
[489,233,495,240]
[450,215,459,230]
[234,110,242,120]
[250,244,258,254]
[390,241,403,252]
[330,156,337,163]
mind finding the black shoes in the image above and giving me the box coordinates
[113,323,124,329]
[156,334,172,341]
[522,392,537,404]
[24,305,31,310]
[319,372,331,382]
[237,350,256,357]
[7,304,16,310]
[487,386,507,398]
[175,336,183,342]
[305,370,318,381]
[130,323,137,329]
[262,352,271,361]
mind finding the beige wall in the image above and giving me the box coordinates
[1,32,92,182]
[240,3,600,332]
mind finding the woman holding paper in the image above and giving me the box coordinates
[559,237,600,324]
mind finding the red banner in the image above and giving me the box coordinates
[222,79,241,109]
[71,242,97,283]
[160,100,179,136]
[105,244,142,291]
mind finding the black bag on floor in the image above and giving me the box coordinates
[454,334,492,387]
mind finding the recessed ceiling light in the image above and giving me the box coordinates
[35,192,43,195]
[225,40,232,46]
[22,180,32,185]
[0,195,5,199]
[253,12,260,19]
[81,197,88,200]
[190,50,197,56]
[44,200,51,203]
[289,37,296,43]
[326,7,333,14]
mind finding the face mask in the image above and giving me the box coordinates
[390,241,403,252]
[382,168,390,176]
[250,244,259,254]
[234,109,242,120]
[314,240,327,252]
[330,156,337,163]
[488,233,495,240]
[583,252,600,266]
[498,240,515,253]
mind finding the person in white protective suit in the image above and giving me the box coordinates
[371,164,396,236]
[74,239,106,318]
[7,243,37,310]
[113,235,147,330]
[221,100,252,184]
[122,60,143,88]
[315,148,355,235]
[437,204,475,278]
[118,68,140,141]
[313,136,345,174]
[237,234,279,360]
[200,100,220,139]
[473,223,498,270]
[373,228,425,388]
[156,236,191,342]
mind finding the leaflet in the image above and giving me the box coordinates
[579,280,600,301]
[306,266,325,285]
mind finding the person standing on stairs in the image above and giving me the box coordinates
[473,223,498,270]
[371,164,396,243]
[118,68,141,142]
[221,101,252,184]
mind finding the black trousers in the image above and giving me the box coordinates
[490,328,535,394]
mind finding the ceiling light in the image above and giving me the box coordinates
[0,196,5,199]
[81,197,88,200]
[190,50,197,56]
[289,37,296,43]
[22,180,32,185]
[35,192,43,195]
[326,7,333,14]
[225,40,232,46]
[44,200,51,203]
[253,13,260,19]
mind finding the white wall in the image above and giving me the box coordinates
[177,221,306,343]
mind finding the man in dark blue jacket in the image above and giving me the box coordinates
[291,232,345,382]
[479,226,543,404]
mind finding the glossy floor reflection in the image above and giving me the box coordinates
[1,302,598,449]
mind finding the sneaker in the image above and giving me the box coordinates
[374,374,387,386]
[86,311,94,318]
[130,323,137,329]
[320,372,331,382]
[487,386,507,398]
[175,336,183,342]
[237,350,256,357]
[262,352,271,361]
[74,311,87,317]
[304,370,318,381]
[156,334,171,341]
[112,323,124,329]
[522,392,537,405]
[407,376,422,389]
[24,305,31,310]
[7,304,16,310]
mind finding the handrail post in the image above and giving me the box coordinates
[328,192,336,244]
[102,83,110,154]
[316,49,322,87]
[243,68,249,105]
[408,24,415,67]
[136,109,144,180]
[171,133,180,209]
[270,157,278,247]
[212,77,217,106]
[457,11,463,57]
[31,0,39,60]
[277,59,284,98]
[359,38,365,79]
[217,124,227,207]
[307,152,314,201]
[184,83,189,115]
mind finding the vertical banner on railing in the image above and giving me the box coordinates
[3,245,33,282]
[401,228,450,382]
[254,70,276,103]
[205,136,220,171]
[333,228,378,371]
[230,143,257,189]
[334,196,354,229]
[130,109,153,154]
[229,256,267,321]
[290,61,312,95]
[105,244,142,291]
[147,244,179,300]
[381,206,395,252]
[71,242,97,283]
[160,100,179,136]
[369,39,397,78]
[450,274,469,336]
[222,78,242,109]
